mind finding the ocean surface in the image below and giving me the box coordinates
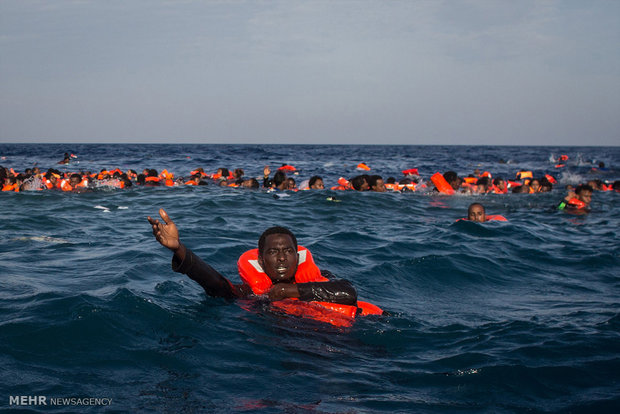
[1,143,619,413]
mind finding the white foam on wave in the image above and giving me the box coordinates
[558,171,586,186]
[13,236,69,244]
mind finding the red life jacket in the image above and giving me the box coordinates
[567,198,586,209]
[402,168,419,176]
[330,177,351,191]
[486,215,507,222]
[237,246,382,326]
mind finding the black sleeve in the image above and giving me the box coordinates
[172,247,241,299]
[263,175,272,188]
[297,279,358,305]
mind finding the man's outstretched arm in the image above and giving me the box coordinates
[148,208,245,299]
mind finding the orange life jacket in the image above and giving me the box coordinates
[402,168,419,176]
[567,198,586,209]
[399,183,417,191]
[2,183,18,192]
[544,174,557,184]
[331,177,351,191]
[59,179,73,192]
[43,178,55,190]
[491,185,507,194]
[431,172,454,194]
[76,177,89,188]
[486,215,508,222]
[278,165,297,172]
[457,215,507,222]
[356,163,370,171]
[237,246,382,326]
[516,171,533,180]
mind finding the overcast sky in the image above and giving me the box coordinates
[1,0,618,145]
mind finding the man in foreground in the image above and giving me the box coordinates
[147,208,358,304]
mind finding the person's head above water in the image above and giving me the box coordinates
[273,170,287,190]
[575,184,593,206]
[350,175,370,191]
[308,175,324,190]
[443,171,461,190]
[257,226,299,283]
[468,203,486,222]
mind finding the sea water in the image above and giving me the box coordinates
[1,144,619,413]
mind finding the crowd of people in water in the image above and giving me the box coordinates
[2,152,618,215]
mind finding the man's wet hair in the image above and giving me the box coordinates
[258,226,298,255]
[233,168,244,179]
[308,176,323,187]
[273,170,287,188]
[247,178,259,188]
[350,175,369,191]
[587,179,603,190]
[443,171,458,183]
[476,176,491,187]
[368,175,383,189]
[575,184,593,195]
[492,177,504,186]
[468,202,485,214]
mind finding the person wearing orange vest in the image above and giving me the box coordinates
[491,177,508,194]
[463,203,507,223]
[557,184,593,213]
[147,209,372,311]
[368,175,386,192]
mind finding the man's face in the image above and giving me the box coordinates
[372,179,386,192]
[258,234,298,283]
[578,190,592,206]
[450,178,462,190]
[310,179,324,190]
[468,205,486,222]
[360,179,369,191]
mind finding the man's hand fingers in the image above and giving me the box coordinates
[159,208,173,225]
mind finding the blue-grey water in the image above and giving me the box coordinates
[1,144,619,413]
